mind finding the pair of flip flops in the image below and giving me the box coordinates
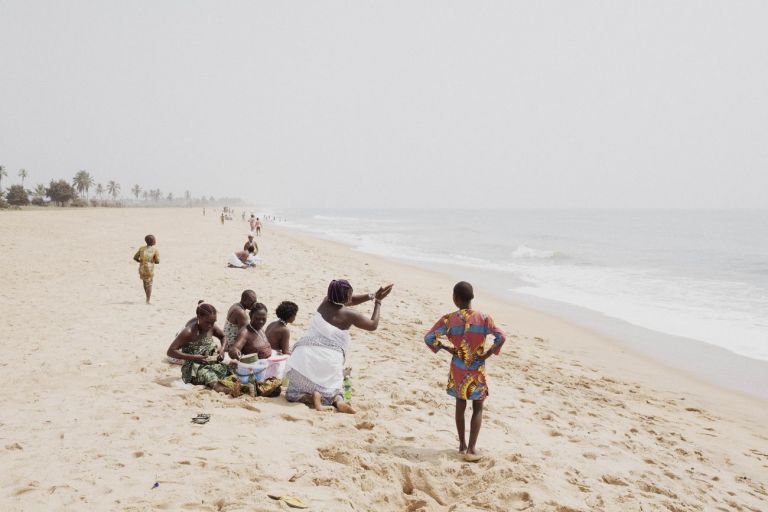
[191,413,211,424]
[267,494,308,509]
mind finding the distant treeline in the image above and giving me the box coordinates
[0,167,243,209]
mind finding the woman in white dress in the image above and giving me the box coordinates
[285,279,393,414]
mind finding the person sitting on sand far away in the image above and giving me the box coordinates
[285,279,393,414]
[223,290,258,353]
[228,246,258,268]
[424,281,506,462]
[133,234,160,304]
[265,301,299,355]
[166,301,241,397]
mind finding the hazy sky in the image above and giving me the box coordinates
[1,1,767,208]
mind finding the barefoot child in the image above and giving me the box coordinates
[424,281,506,462]
[133,234,159,304]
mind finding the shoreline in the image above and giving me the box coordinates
[2,208,766,511]
[273,221,768,405]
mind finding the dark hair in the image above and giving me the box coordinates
[196,300,216,317]
[240,289,257,303]
[453,281,474,304]
[276,301,299,322]
[145,234,156,246]
[327,279,352,306]
[249,302,268,318]
[247,245,254,254]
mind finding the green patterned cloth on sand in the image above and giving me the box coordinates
[181,335,232,387]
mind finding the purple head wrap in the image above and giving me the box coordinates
[327,279,352,306]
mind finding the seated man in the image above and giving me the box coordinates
[228,303,272,360]
[223,290,258,353]
[244,234,259,254]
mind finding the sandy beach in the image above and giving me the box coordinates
[1,207,766,512]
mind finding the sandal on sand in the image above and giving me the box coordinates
[191,413,211,424]
[463,452,483,462]
[268,494,309,509]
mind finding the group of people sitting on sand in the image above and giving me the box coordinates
[165,280,394,414]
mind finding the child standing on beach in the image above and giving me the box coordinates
[133,234,160,304]
[424,281,505,461]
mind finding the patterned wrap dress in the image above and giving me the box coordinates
[180,334,232,388]
[424,309,506,401]
[134,245,159,284]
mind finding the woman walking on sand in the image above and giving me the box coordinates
[424,281,505,462]
[133,234,160,304]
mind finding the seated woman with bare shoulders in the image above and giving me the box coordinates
[265,301,298,355]
[285,280,393,414]
[227,303,272,361]
[166,301,241,397]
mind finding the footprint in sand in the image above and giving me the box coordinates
[280,413,314,425]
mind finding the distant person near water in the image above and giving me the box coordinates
[166,301,240,397]
[220,212,225,225]
[223,290,258,352]
[133,234,160,304]
[255,217,262,236]
[265,301,299,355]
[249,214,257,233]
[424,281,506,462]
[285,279,394,414]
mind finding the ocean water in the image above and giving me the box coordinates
[270,209,768,363]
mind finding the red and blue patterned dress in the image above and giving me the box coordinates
[424,309,506,401]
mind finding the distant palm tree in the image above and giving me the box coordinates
[0,165,6,191]
[142,190,148,201]
[107,180,121,200]
[131,184,141,201]
[73,170,95,199]
[185,190,191,205]
[167,192,173,202]
[33,184,47,202]
[18,169,28,187]
[95,183,104,199]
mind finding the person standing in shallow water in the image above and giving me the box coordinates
[424,281,506,462]
[133,234,160,304]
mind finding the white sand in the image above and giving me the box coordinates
[1,208,766,511]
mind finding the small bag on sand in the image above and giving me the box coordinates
[256,377,282,398]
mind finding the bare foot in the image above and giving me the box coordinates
[312,391,323,411]
[464,449,482,462]
[459,444,467,454]
[334,397,356,414]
